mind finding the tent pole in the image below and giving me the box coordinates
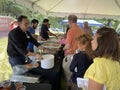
[31,0,40,19]
[32,11,34,19]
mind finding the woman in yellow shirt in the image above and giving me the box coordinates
[84,27,120,90]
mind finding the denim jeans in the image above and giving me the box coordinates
[9,56,26,67]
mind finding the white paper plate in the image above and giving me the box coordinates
[41,54,54,69]
[43,45,59,49]
[77,78,106,90]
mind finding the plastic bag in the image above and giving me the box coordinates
[13,65,28,75]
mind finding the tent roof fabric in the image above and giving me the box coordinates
[9,0,120,18]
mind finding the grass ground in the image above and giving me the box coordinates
[0,37,13,82]
[0,37,8,63]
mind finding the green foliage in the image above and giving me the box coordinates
[95,18,120,30]
[48,16,63,28]
[0,0,32,18]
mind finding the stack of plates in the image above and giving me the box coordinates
[41,54,54,69]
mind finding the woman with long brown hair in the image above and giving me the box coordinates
[84,27,120,90]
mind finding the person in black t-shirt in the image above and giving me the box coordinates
[40,19,57,40]
[7,15,44,68]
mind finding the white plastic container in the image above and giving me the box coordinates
[41,54,54,69]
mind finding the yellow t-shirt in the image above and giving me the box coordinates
[84,57,120,90]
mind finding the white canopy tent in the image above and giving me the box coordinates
[9,0,120,19]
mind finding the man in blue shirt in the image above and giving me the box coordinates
[27,19,39,52]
